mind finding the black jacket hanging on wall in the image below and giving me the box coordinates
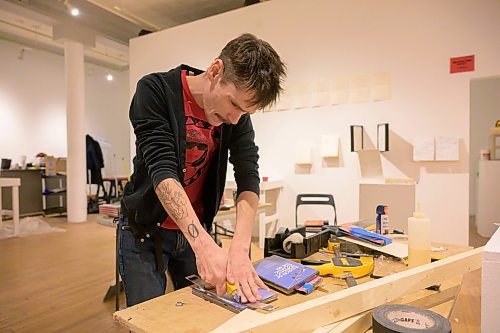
[86,134,104,184]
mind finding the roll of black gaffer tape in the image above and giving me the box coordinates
[372,304,451,333]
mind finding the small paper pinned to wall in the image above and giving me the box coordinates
[294,83,311,109]
[371,85,391,101]
[311,80,330,107]
[349,75,370,104]
[295,143,313,164]
[276,92,293,111]
[371,72,392,101]
[331,78,349,105]
[435,136,459,161]
[413,137,435,161]
[358,149,383,179]
[321,135,340,157]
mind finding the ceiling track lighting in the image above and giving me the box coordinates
[62,0,80,16]
[17,48,25,61]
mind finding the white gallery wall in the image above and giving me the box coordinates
[129,0,500,245]
[0,38,130,177]
[469,76,500,215]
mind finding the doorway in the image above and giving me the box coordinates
[469,75,500,245]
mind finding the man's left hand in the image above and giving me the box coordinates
[226,246,269,303]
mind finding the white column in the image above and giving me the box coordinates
[64,41,87,223]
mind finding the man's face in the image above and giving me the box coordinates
[202,60,259,126]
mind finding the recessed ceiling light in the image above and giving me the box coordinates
[106,74,114,81]
[71,8,80,16]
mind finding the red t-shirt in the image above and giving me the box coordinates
[162,70,220,229]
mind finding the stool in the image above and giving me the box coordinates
[103,176,128,200]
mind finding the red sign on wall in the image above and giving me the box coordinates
[450,55,475,74]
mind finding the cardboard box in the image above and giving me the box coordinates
[45,156,67,176]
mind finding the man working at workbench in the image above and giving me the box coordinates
[119,33,287,307]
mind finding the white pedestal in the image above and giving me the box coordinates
[482,228,500,333]
[359,181,415,233]
[476,160,500,237]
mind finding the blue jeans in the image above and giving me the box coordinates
[117,215,198,307]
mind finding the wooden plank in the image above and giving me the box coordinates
[451,269,482,331]
[338,236,408,258]
[326,312,372,333]
[211,247,482,333]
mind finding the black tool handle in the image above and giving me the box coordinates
[301,259,330,265]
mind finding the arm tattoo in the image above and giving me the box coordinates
[187,221,199,240]
[156,180,188,221]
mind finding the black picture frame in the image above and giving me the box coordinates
[350,125,364,152]
[377,123,389,152]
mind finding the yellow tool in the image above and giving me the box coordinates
[303,244,374,287]
[320,235,341,254]
[226,282,238,295]
[306,256,374,279]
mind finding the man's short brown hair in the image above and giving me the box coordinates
[218,33,286,109]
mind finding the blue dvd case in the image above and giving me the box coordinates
[254,255,319,294]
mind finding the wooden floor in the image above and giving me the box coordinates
[0,215,126,333]
[0,215,489,332]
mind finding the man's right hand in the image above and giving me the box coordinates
[154,179,229,295]
[194,235,228,296]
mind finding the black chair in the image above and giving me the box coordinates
[295,194,337,229]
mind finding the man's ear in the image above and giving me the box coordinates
[208,59,224,82]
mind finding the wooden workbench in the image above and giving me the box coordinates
[114,242,474,333]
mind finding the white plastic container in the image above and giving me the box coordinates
[407,204,431,268]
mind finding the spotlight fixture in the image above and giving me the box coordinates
[71,8,79,16]
[17,48,25,60]
[106,73,114,81]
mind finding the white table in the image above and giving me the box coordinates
[0,177,21,236]
[224,180,283,248]
[213,203,275,249]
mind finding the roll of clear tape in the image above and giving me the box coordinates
[283,233,304,253]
